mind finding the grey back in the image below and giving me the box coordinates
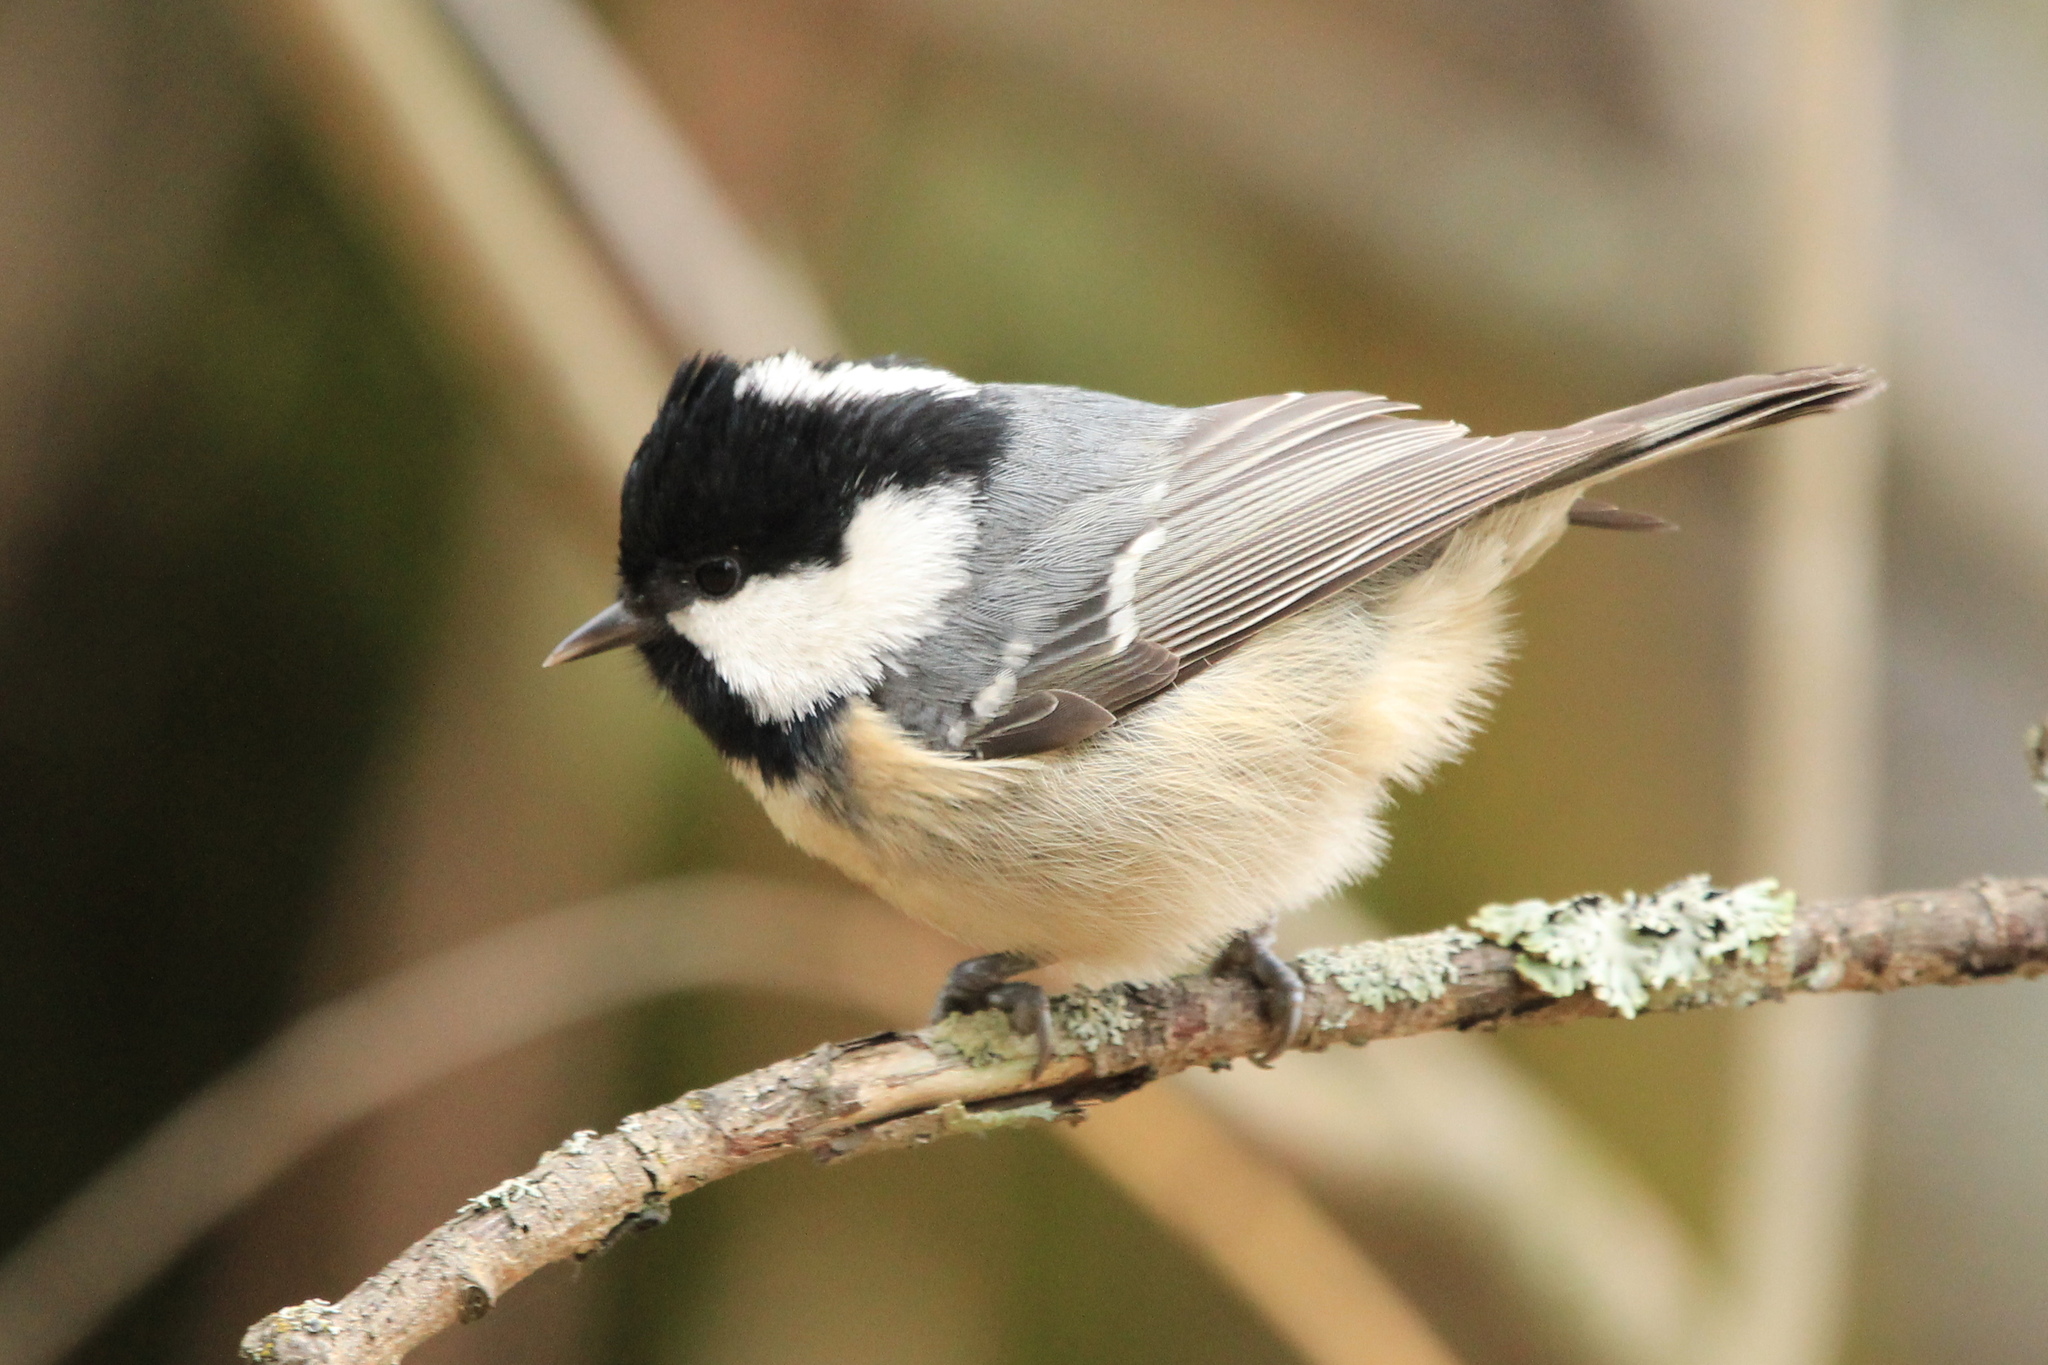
[875,384,1193,747]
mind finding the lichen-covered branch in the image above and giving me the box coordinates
[242,875,2048,1365]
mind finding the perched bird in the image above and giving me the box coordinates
[548,353,1879,1062]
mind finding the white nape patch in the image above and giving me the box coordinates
[735,352,977,407]
[672,481,979,724]
[1105,525,1166,653]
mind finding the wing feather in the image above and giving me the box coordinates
[972,690,1117,758]
[958,365,1879,757]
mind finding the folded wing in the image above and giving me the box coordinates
[966,365,1879,756]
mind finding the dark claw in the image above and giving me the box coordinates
[1213,925,1305,1066]
[932,951,1052,1076]
[986,981,1052,1075]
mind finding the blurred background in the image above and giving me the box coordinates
[0,0,2044,1362]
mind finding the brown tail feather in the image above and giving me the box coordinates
[1568,497,1678,532]
[1566,364,1882,485]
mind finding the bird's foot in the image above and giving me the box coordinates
[931,951,1051,1076]
[1212,923,1304,1066]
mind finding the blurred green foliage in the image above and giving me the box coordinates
[0,130,477,1361]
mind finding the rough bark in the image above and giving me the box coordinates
[241,877,2048,1365]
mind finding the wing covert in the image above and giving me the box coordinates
[949,366,1876,757]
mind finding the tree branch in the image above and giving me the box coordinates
[241,876,2048,1364]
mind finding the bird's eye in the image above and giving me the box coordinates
[693,556,744,599]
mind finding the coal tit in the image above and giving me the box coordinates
[548,353,1879,1061]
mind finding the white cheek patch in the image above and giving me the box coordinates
[735,352,977,407]
[673,481,980,724]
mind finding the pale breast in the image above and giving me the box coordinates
[742,491,1574,983]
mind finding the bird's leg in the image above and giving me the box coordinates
[1212,920,1304,1066]
[931,950,1051,1076]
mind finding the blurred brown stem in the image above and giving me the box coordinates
[0,877,1458,1365]
[244,876,2048,1365]
[2025,721,2048,811]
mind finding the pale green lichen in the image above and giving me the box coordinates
[1051,985,1144,1053]
[827,1097,1069,1160]
[248,1298,339,1355]
[1297,927,1483,1010]
[929,1098,1065,1134]
[274,1300,339,1334]
[1470,875,1797,1017]
[927,985,1142,1066]
[928,1008,1033,1067]
[459,1174,545,1224]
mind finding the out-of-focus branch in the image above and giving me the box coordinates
[0,879,864,1365]
[1188,1035,1705,1365]
[0,0,257,612]
[875,0,1745,378]
[0,877,1454,1365]
[2024,721,2048,812]
[1068,1085,1462,1365]
[243,877,2048,1365]
[1717,1,1891,1361]
[432,0,833,358]
[224,0,669,491]
[1193,904,1708,1365]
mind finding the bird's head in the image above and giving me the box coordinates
[545,352,1003,775]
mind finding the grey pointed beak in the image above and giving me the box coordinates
[543,600,664,667]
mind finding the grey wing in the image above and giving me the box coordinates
[955,365,1878,757]
[872,384,1194,751]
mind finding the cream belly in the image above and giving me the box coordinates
[738,491,1577,985]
